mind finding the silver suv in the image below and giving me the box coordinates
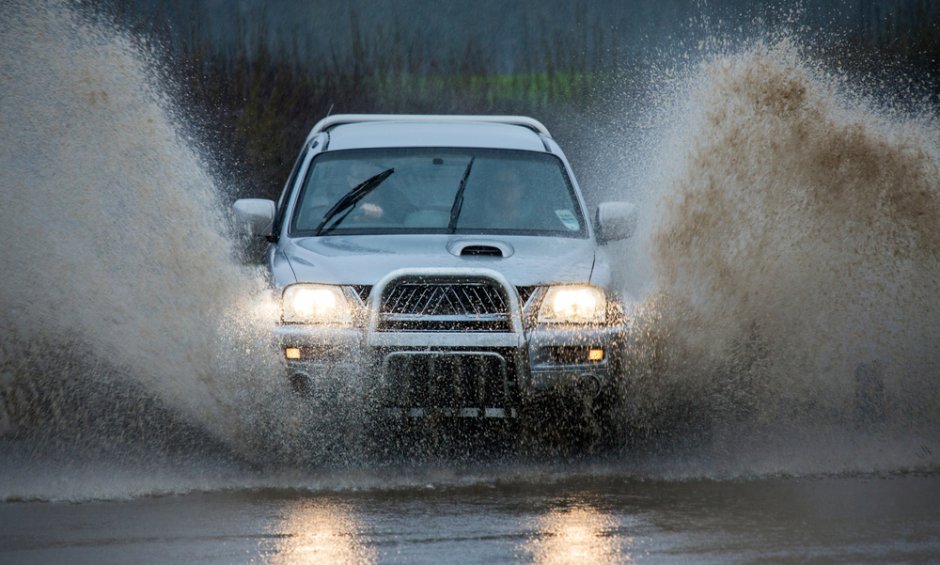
[234,115,637,422]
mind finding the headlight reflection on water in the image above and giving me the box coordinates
[271,500,376,565]
[523,505,631,564]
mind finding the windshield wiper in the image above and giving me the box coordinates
[447,157,475,233]
[313,168,395,236]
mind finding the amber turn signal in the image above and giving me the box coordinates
[284,347,302,360]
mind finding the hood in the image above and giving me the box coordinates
[280,234,596,287]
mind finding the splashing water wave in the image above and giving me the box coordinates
[0,1,294,457]
[619,41,940,475]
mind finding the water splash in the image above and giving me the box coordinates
[0,0,290,455]
[619,40,940,473]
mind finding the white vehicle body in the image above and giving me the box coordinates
[234,115,637,419]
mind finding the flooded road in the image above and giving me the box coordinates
[2,474,939,563]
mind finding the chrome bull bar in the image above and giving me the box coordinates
[365,268,527,417]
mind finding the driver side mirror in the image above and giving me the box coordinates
[595,201,638,243]
[233,198,275,238]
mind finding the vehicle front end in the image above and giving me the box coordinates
[233,114,638,420]
[273,265,628,419]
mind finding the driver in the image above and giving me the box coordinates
[481,166,530,228]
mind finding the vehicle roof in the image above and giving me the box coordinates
[323,121,551,152]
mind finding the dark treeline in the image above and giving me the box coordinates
[99,1,940,202]
[166,5,640,202]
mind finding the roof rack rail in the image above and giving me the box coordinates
[306,114,552,140]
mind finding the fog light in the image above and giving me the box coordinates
[588,348,604,362]
[285,347,301,360]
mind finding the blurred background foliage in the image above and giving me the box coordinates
[94,0,940,203]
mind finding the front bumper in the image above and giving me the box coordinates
[273,268,626,416]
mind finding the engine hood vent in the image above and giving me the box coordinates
[448,240,514,258]
[460,245,503,257]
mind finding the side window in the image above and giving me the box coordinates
[273,140,317,236]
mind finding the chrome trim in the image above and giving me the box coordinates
[366,268,525,342]
[380,313,507,323]
[368,332,522,348]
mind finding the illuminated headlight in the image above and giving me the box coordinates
[538,285,607,324]
[281,284,351,325]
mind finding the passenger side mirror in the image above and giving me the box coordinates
[595,201,638,243]
[233,198,275,238]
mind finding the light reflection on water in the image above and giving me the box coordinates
[2,477,940,563]
[268,496,633,564]
[271,500,376,564]
[523,505,631,564]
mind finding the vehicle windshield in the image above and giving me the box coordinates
[290,148,586,237]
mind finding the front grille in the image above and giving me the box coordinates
[383,282,507,315]
[357,284,536,310]
[383,351,514,409]
[378,280,511,331]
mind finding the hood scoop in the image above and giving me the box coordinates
[461,245,503,257]
[448,240,514,258]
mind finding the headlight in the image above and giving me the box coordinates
[538,285,607,324]
[282,284,351,325]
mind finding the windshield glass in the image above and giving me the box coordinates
[290,148,586,237]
